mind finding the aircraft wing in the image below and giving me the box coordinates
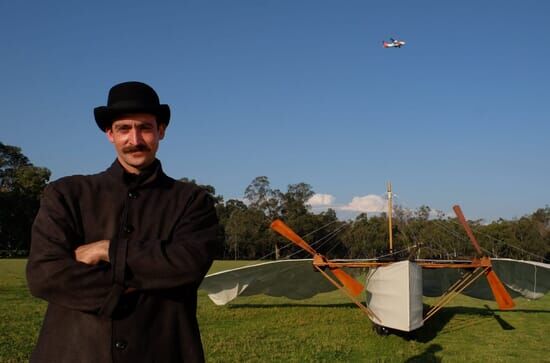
[199,259,336,305]
[423,258,550,300]
[200,258,550,305]
[491,258,550,299]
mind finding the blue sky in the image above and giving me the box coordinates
[1,0,548,221]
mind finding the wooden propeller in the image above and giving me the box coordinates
[453,205,515,310]
[270,219,364,296]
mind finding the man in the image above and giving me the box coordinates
[27,81,221,362]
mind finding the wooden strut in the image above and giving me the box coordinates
[270,219,364,296]
[423,266,489,322]
[270,203,515,328]
[453,205,516,310]
[387,181,393,255]
[314,264,380,323]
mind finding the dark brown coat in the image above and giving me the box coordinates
[26,160,221,363]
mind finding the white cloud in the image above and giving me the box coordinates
[307,193,336,207]
[340,195,387,213]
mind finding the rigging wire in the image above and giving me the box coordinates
[430,215,546,260]
[392,211,439,256]
[391,197,464,258]
[375,245,418,260]
[495,243,545,260]
[257,219,340,261]
[285,222,348,259]
[395,196,492,256]
[320,223,350,256]
[394,196,547,261]
[255,195,545,262]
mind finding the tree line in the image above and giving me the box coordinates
[0,143,50,256]
[1,142,549,262]
[211,177,550,263]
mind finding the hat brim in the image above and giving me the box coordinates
[94,104,170,131]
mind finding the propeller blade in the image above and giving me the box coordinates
[453,205,515,310]
[486,270,515,310]
[270,219,317,256]
[270,219,364,296]
[452,205,482,255]
[330,268,365,296]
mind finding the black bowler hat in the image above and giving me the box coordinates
[94,81,171,131]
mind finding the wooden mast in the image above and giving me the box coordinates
[387,181,393,254]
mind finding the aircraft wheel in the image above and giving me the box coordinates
[372,323,390,336]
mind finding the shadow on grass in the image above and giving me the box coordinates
[227,302,550,315]
[412,304,539,342]
[228,302,360,309]
[404,344,442,363]
[227,302,550,343]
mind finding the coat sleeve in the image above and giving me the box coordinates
[26,183,123,316]
[118,189,222,290]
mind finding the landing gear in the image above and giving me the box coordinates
[372,323,390,336]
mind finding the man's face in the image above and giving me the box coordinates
[106,113,166,174]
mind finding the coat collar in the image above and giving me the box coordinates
[106,159,165,187]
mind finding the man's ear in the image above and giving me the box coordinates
[158,124,166,140]
[106,128,115,144]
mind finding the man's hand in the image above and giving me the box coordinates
[75,240,110,265]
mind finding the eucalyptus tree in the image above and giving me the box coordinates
[0,142,50,254]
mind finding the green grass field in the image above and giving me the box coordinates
[1,260,548,362]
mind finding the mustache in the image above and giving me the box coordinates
[122,144,151,153]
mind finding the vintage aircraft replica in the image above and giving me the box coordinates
[200,186,549,334]
[383,38,406,48]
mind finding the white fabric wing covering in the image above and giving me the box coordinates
[200,259,336,305]
[491,258,550,299]
[200,258,550,305]
[423,258,550,300]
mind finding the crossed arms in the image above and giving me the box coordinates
[75,240,110,265]
[27,182,220,317]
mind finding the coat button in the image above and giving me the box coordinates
[114,340,127,350]
[123,225,134,234]
[128,191,138,199]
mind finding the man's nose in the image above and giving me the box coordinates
[129,128,144,145]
